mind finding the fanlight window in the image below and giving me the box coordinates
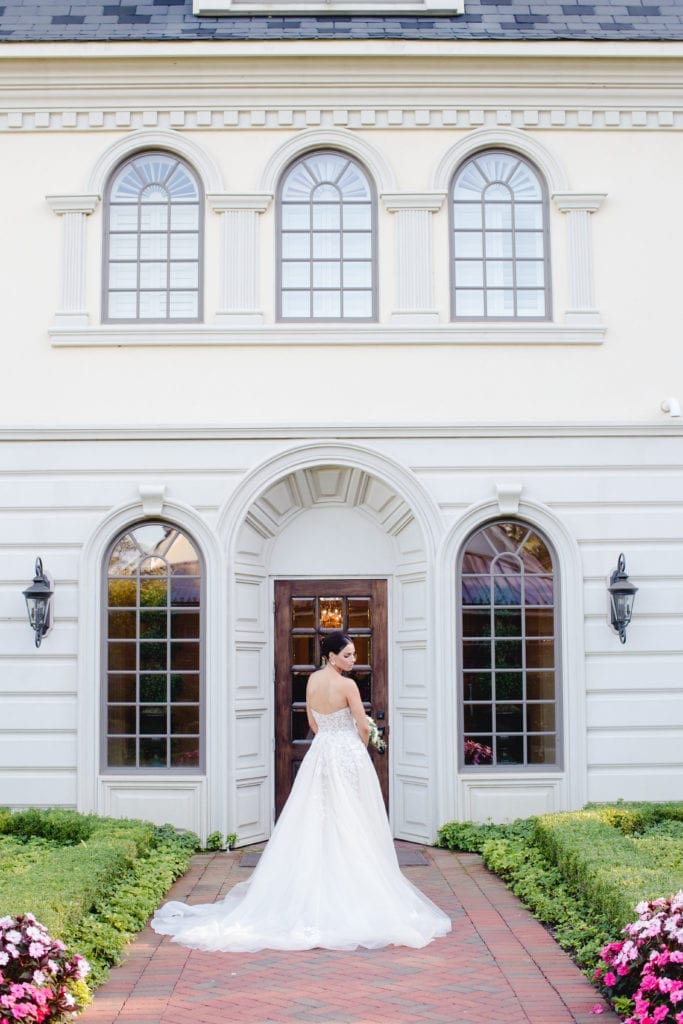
[279,151,376,321]
[451,150,550,320]
[459,521,560,768]
[104,523,202,770]
[104,152,202,322]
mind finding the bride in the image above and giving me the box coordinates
[151,631,451,952]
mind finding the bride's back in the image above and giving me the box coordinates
[306,667,350,714]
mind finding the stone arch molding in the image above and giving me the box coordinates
[431,127,570,194]
[435,495,587,822]
[86,128,225,195]
[75,496,226,833]
[219,441,440,556]
[258,129,397,196]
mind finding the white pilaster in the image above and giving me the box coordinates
[382,193,445,325]
[46,194,99,328]
[207,193,272,325]
[552,192,606,326]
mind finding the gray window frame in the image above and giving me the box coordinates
[102,150,204,324]
[277,149,378,323]
[101,520,205,775]
[450,149,552,322]
[457,519,563,773]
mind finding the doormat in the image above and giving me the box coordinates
[239,845,429,868]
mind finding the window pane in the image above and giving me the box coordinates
[110,206,138,231]
[486,261,514,287]
[282,292,311,318]
[282,262,311,288]
[528,735,555,764]
[171,611,200,639]
[454,204,482,229]
[464,704,492,732]
[109,263,137,289]
[282,233,311,259]
[342,233,371,259]
[454,232,483,258]
[140,737,167,766]
[140,263,167,289]
[108,674,136,702]
[515,232,544,258]
[342,291,373,318]
[170,263,198,289]
[463,640,491,670]
[108,293,137,319]
[282,204,311,229]
[527,671,554,700]
[313,291,341,318]
[343,262,372,288]
[140,205,168,231]
[496,672,523,700]
[110,234,138,259]
[171,705,200,734]
[140,675,167,702]
[170,205,198,230]
[168,292,198,319]
[455,261,483,287]
[171,674,200,702]
[528,703,555,731]
[171,739,200,767]
[454,290,484,317]
[139,292,167,319]
[343,205,371,229]
[140,234,167,260]
[108,706,135,734]
[486,290,515,317]
[463,609,491,637]
[108,737,136,767]
[109,610,136,639]
[170,234,199,259]
[517,290,546,316]
[108,642,136,672]
[484,204,512,231]
[463,673,492,700]
[313,262,341,288]
[485,233,513,258]
[140,706,167,734]
[312,204,340,230]
[516,261,545,287]
[312,233,340,258]
[515,204,543,229]
[292,635,316,665]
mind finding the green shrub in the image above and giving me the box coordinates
[1,808,99,844]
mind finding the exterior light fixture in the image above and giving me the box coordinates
[607,553,638,644]
[22,558,54,648]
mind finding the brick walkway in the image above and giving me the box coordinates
[79,843,620,1024]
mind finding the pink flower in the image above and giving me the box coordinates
[603,972,617,987]
[652,1008,669,1024]
[591,1005,604,1015]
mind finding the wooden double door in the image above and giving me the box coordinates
[274,579,388,819]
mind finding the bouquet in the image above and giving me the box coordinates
[366,716,387,754]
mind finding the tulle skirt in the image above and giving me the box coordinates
[151,715,451,952]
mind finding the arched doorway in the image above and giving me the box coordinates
[223,452,438,846]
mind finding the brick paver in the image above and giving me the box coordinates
[80,843,620,1024]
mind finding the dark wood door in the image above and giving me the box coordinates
[274,579,388,818]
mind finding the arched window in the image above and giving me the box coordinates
[459,521,560,769]
[451,150,550,320]
[103,151,202,322]
[278,150,376,321]
[104,522,203,771]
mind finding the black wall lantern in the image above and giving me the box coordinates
[23,558,54,648]
[607,553,638,644]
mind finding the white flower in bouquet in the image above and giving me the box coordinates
[366,715,386,754]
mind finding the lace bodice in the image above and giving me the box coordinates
[311,706,356,733]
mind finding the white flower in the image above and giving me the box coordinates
[0,952,9,966]
[4,930,21,944]
[32,970,46,986]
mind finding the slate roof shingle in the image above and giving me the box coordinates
[1,0,682,41]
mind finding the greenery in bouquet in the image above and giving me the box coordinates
[595,892,683,1024]
[0,913,90,1023]
[366,716,386,754]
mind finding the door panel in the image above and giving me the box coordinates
[274,579,388,818]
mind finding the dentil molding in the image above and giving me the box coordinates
[3,107,683,133]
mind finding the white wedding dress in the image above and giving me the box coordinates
[151,707,451,951]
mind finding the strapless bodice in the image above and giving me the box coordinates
[311,706,355,733]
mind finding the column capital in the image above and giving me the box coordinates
[46,194,100,215]
[552,192,606,214]
[207,193,272,214]
[381,192,446,213]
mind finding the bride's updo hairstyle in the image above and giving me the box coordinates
[320,631,352,664]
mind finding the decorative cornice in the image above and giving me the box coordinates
[48,322,606,348]
[1,422,680,442]
[5,108,683,134]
